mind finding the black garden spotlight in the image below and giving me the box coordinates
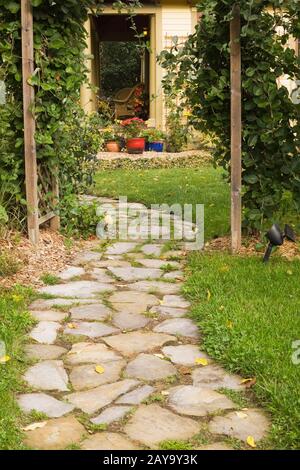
[263,224,296,263]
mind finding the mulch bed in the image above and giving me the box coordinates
[206,236,299,259]
[0,230,91,288]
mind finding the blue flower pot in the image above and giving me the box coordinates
[149,142,164,152]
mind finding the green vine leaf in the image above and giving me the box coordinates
[5,2,20,14]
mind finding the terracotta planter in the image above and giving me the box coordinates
[106,141,120,152]
[126,137,145,154]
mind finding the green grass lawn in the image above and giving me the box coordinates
[94,166,230,240]
[184,252,300,449]
[93,164,300,449]
[0,286,34,449]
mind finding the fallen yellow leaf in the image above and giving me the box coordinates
[0,355,11,364]
[226,320,233,329]
[195,357,208,366]
[219,305,225,311]
[240,377,256,388]
[287,270,293,275]
[95,365,105,375]
[207,289,211,301]
[67,323,77,329]
[246,435,256,448]
[219,265,230,273]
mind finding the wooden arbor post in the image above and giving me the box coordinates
[230,4,242,252]
[21,0,60,242]
[21,0,39,244]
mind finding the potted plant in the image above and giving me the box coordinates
[121,117,147,154]
[144,128,165,152]
[102,125,121,152]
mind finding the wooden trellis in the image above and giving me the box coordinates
[20,0,242,249]
[21,0,59,245]
[230,4,242,252]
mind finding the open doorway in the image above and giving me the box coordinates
[95,14,151,120]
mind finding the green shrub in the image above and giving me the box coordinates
[159,1,300,231]
[0,253,19,278]
[59,195,102,239]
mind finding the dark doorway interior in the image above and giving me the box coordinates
[100,41,141,96]
[94,14,150,120]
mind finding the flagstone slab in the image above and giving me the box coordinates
[131,281,181,295]
[110,291,159,314]
[106,242,138,255]
[24,344,67,361]
[161,250,184,260]
[30,321,61,345]
[69,360,125,391]
[18,393,74,418]
[208,409,270,442]
[90,268,115,283]
[30,310,66,322]
[64,321,119,338]
[116,385,155,405]
[162,345,209,366]
[124,404,199,448]
[192,365,245,391]
[154,318,199,338]
[81,432,139,450]
[70,303,111,321]
[97,197,118,204]
[29,298,99,310]
[150,305,187,318]
[139,259,181,269]
[162,295,190,309]
[112,312,150,330]
[24,360,69,392]
[59,266,85,280]
[108,267,162,282]
[125,354,177,381]
[168,385,235,416]
[66,342,122,365]
[73,251,102,265]
[141,244,163,257]
[23,416,85,450]
[39,281,115,299]
[196,443,234,451]
[91,406,132,425]
[163,271,184,280]
[66,379,139,414]
[94,260,132,268]
[103,332,176,357]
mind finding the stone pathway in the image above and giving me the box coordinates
[20,203,271,450]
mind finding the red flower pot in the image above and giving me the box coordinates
[126,138,145,154]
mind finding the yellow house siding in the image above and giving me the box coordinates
[162,7,193,43]
[161,6,195,129]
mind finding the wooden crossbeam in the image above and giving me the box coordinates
[230,4,242,252]
[21,0,39,244]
